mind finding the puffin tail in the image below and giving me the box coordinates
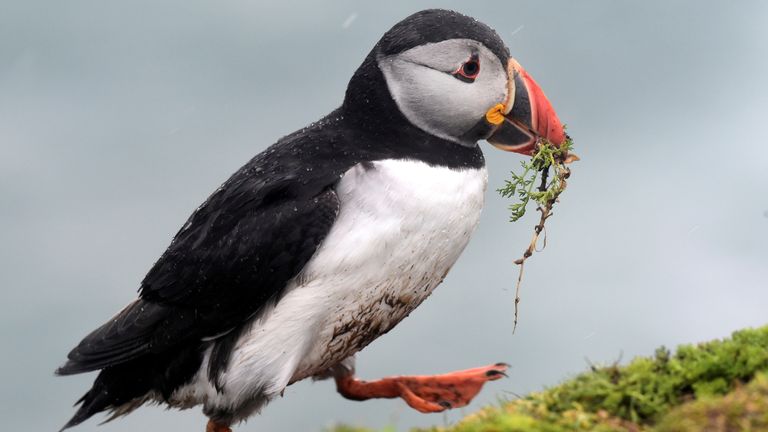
[59,361,153,431]
[60,380,111,431]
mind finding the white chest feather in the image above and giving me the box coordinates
[171,159,487,417]
[294,159,487,376]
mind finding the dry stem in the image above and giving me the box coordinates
[512,148,572,333]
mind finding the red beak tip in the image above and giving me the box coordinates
[515,62,564,147]
[548,125,566,146]
[535,96,565,146]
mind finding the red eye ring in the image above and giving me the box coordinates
[453,57,480,82]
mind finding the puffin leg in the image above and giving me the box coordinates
[206,419,232,432]
[334,363,509,413]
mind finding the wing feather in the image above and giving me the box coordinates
[57,142,342,375]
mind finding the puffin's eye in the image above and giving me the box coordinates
[453,57,480,83]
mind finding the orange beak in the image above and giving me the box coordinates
[487,59,565,155]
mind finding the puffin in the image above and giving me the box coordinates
[57,9,564,432]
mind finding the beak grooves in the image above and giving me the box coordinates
[487,58,564,155]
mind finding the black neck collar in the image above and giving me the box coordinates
[340,49,484,170]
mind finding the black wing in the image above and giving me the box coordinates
[57,136,343,375]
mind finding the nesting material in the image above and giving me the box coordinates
[497,133,578,332]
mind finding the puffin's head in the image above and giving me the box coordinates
[350,9,564,155]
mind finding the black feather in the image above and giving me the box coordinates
[60,345,203,431]
[57,301,167,375]
[377,9,509,67]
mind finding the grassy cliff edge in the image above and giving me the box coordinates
[330,325,768,432]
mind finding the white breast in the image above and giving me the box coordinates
[171,159,487,419]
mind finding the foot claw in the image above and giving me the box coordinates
[485,369,508,378]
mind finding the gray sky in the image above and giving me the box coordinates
[1,1,767,431]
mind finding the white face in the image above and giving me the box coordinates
[378,38,508,145]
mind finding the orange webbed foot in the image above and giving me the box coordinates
[206,420,232,432]
[335,363,509,413]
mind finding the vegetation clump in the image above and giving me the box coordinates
[655,372,768,432]
[329,325,768,432]
[497,135,575,223]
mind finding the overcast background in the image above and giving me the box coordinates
[1,1,767,431]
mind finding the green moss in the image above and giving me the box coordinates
[326,426,378,432]
[655,372,768,432]
[325,425,396,432]
[329,325,768,432]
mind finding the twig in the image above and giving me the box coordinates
[538,165,550,193]
[512,142,572,333]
